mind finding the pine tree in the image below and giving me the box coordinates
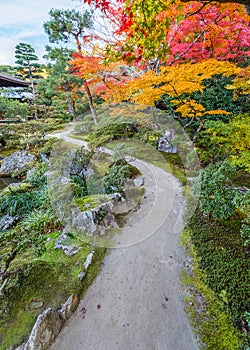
[15,43,43,118]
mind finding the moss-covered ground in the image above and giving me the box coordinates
[0,231,106,349]
[181,211,250,349]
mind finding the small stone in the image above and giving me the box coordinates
[78,272,86,281]
[29,300,44,310]
[83,251,94,269]
[134,176,144,187]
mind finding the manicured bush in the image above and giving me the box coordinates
[0,96,29,119]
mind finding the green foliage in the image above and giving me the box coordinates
[0,186,48,216]
[181,227,244,350]
[39,137,60,157]
[205,114,250,172]
[71,175,88,198]
[134,127,162,146]
[94,119,138,140]
[0,119,63,151]
[239,191,250,247]
[14,43,44,86]
[1,183,32,197]
[38,47,85,118]
[188,212,250,333]
[0,97,29,119]
[103,160,131,194]
[191,74,246,116]
[70,147,93,196]
[195,160,241,220]
[44,9,93,49]
[15,43,39,70]
[25,162,48,187]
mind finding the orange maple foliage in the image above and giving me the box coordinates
[70,52,131,98]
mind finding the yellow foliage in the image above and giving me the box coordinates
[105,59,241,108]
[207,114,250,171]
[174,100,205,117]
[172,100,229,118]
[227,66,250,95]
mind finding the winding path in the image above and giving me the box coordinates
[48,126,198,350]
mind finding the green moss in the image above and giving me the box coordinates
[0,232,106,350]
[0,309,36,349]
[180,209,250,350]
[0,183,32,197]
[74,194,110,210]
[189,212,249,327]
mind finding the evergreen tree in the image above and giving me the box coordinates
[15,43,43,118]
[44,9,98,124]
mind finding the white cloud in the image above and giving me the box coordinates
[0,0,83,65]
[0,37,17,65]
[0,0,79,26]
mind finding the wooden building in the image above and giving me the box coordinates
[0,73,30,88]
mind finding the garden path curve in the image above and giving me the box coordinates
[47,126,198,350]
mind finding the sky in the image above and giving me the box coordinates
[0,0,83,66]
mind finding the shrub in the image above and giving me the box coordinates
[103,160,131,194]
[0,96,29,119]
[194,160,241,220]
[0,186,48,216]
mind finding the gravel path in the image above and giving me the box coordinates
[48,127,198,350]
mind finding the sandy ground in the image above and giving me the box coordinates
[47,128,199,350]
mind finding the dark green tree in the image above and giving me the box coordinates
[0,65,20,78]
[15,43,43,118]
[43,9,98,124]
[43,9,93,53]
[38,46,86,118]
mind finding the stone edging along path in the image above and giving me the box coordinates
[24,126,199,350]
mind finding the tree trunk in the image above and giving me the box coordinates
[75,39,98,124]
[192,116,204,142]
[75,34,82,54]
[84,84,98,125]
[29,70,38,119]
[63,82,75,118]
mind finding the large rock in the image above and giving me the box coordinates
[57,294,79,320]
[0,151,36,177]
[21,308,62,350]
[0,214,19,231]
[72,201,118,236]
